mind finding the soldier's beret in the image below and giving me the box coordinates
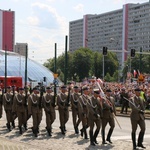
[33,87,39,91]
[82,85,89,91]
[134,88,141,92]
[106,89,112,92]
[74,86,79,89]
[61,85,67,89]
[19,87,24,90]
[46,86,52,90]
[93,89,100,94]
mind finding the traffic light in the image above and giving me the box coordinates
[103,47,108,55]
[131,49,135,57]
[43,77,46,82]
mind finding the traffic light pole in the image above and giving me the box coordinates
[103,55,105,80]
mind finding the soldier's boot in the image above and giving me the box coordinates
[89,131,95,146]
[64,125,67,132]
[101,130,107,144]
[19,126,22,134]
[137,132,146,149]
[60,126,65,135]
[12,121,15,128]
[47,127,52,136]
[74,126,79,134]
[24,123,28,131]
[131,132,137,150]
[106,128,113,144]
[93,129,99,144]
[80,128,83,137]
[6,123,11,131]
[34,129,38,137]
[83,126,88,139]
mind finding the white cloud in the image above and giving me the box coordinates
[31,2,68,34]
[73,3,84,13]
[27,16,40,26]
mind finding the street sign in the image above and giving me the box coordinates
[53,73,58,78]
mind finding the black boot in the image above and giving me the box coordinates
[83,126,88,139]
[34,128,38,137]
[47,128,52,136]
[106,128,113,144]
[137,132,146,149]
[101,130,107,144]
[90,131,95,146]
[132,132,137,150]
[74,126,79,134]
[19,126,22,134]
[12,121,15,128]
[93,130,99,144]
[24,123,28,130]
[60,126,65,135]
[80,128,83,137]
[6,123,11,131]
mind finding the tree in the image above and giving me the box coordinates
[72,48,93,81]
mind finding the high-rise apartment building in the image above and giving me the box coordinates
[0,9,15,51]
[69,1,150,67]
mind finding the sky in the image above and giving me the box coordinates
[0,0,148,64]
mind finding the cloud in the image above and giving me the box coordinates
[31,2,68,34]
[27,16,40,26]
[73,3,84,13]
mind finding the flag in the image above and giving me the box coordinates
[133,70,137,78]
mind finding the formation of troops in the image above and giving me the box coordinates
[0,78,150,150]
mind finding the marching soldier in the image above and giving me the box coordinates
[3,86,14,131]
[87,89,103,146]
[101,89,116,144]
[129,88,146,150]
[78,85,90,139]
[12,87,27,134]
[42,86,56,136]
[28,87,41,137]
[70,85,81,134]
[57,85,69,135]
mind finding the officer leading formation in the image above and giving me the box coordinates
[0,77,149,150]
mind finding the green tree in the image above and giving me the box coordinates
[72,48,93,81]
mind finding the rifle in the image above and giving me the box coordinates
[66,86,71,106]
[39,85,45,108]
[96,81,122,129]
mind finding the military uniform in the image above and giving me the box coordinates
[87,89,103,146]
[28,87,41,137]
[101,89,116,144]
[120,88,129,114]
[42,87,56,136]
[12,88,27,134]
[70,86,81,134]
[129,88,146,150]
[3,87,14,131]
[57,85,69,135]
[78,86,90,139]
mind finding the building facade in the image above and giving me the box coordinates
[69,1,150,67]
[14,43,28,56]
[0,9,15,52]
